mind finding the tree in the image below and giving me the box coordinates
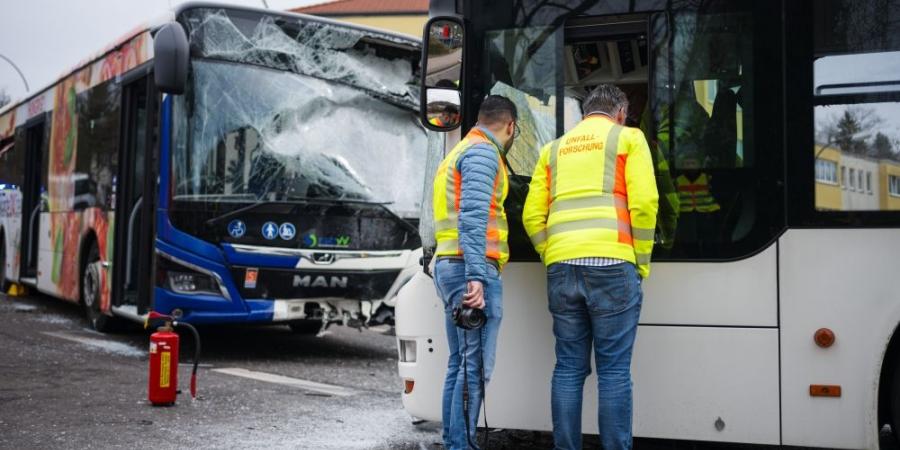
[818,107,884,156]
[0,88,10,109]
[871,132,896,160]
[833,110,869,155]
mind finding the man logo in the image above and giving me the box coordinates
[312,253,335,264]
[293,275,349,289]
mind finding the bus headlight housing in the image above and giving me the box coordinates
[167,271,220,295]
[156,251,229,299]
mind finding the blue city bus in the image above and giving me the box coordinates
[0,3,427,333]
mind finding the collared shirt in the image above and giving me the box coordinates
[560,257,626,267]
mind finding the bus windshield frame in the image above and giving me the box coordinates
[169,7,427,246]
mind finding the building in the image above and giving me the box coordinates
[290,0,427,37]
[814,144,842,211]
[880,157,900,210]
[814,143,900,211]
[841,153,879,210]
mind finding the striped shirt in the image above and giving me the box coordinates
[560,257,626,267]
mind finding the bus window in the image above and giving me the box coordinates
[0,138,23,189]
[481,26,573,260]
[75,80,120,211]
[647,6,781,259]
[483,27,567,177]
[813,0,900,212]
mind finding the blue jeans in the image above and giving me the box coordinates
[433,258,503,450]
[547,262,643,450]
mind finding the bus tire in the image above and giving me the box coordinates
[81,244,115,332]
[891,351,900,442]
[288,320,322,335]
[0,233,10,293]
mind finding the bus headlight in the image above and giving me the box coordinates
[399,339,417,362]
[167,271,220,295]
[156,251,228,298]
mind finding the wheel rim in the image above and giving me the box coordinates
[83,264,98,311]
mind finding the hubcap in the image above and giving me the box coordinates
[83,265,97,309]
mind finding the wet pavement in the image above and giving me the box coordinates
[0,292,897,449]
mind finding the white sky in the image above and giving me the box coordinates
[0,0,325,102]
[815,52,900,144]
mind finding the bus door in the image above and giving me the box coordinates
[112,72,157,313]
[19,115,48,282]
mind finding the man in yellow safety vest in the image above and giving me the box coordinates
[432,95,517,450]
[523,84,658,450]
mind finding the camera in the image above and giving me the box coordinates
[452,305,486,330]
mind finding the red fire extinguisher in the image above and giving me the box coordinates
[146,311,201,406]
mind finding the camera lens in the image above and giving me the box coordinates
[454,306,486,330]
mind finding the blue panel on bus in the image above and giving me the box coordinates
[154,288,275,324]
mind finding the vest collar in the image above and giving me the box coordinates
[470,126,504,151]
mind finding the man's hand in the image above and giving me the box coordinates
[462,280,485,310]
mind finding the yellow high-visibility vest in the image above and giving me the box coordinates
[676,173,720,213]
[523,116,659,278]
[432,127,510,267]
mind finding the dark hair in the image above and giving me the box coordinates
[477,95,517,126]
[582,84,628,117]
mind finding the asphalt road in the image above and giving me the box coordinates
[0,292,897,450]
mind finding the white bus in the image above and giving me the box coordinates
[395,0,900,448]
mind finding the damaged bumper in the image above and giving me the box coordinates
[154,242,421,328]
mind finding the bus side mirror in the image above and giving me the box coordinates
[421,17,464,131]
[154,22,189,95]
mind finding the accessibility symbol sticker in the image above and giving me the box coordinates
[227,220,246,239]
[279,223,296,240]
[261,222,279,240]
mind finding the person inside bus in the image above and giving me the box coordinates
[431,95,517,450]
[429,103,459,128]
[523,84,658,450]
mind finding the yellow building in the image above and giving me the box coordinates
[814,144,843,211]
[879,159,900,211]
[291,0,427,37]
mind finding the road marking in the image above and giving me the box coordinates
[42,331,145,358]
[212,367,356,397]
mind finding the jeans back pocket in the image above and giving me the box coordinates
[581,266,629,316]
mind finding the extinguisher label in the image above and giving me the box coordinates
[160,351,171,388]
[149,342,158,354]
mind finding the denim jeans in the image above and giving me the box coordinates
[547,262,643,450]
[433,258,503,450]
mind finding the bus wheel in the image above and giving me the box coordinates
[289,320,323,335]
[891,353,900,442]
[82,245,114,332]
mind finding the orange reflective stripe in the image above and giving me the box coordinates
[435,127,509,263]
[608,127,632,246]
[549,139,561,201]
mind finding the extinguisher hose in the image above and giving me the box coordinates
[175,321,201,399]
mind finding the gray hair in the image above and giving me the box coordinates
[582,84,629,117]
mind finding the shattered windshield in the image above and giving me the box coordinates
[171,8,426,220]
[181,8,418,108]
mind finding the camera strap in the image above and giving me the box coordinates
[461,328,489,450]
